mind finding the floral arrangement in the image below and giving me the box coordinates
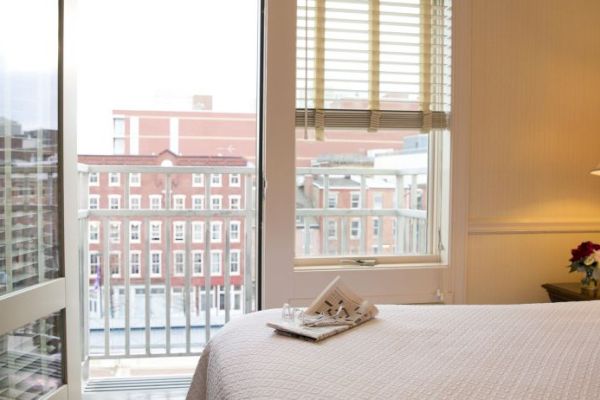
[568,241,600,288]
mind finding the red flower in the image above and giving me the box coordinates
[570,241,600,262]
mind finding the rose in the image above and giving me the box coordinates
[570,241,600,263]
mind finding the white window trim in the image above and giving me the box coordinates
[350,191,361,209]
[108,194,121,210]
[229,221,241,243]
[229,195,241,210]
[108,172,120,187]
[129,172,141,187]
[88,194,99,210]
[211,174,222,187]
[89,172,99,186]
[192,250,203,277]
[210,221,222,243]
[130,221,141,243]
[350,219,361,240]
[173,250,185,276]
[173,221,185,243]
[229,249,241,276]
[149,194,162,210]
[150,221,162,243]
[210,195,222,210]
[88,221,100,244]
[210,250,222,276]
[173,194,186,210]
[192,195,204,210]
[109,221,121,243]
[89,251,100,276]
[110,251,121,278]
[327,192,338,209]
[130,251,142,277]
[192,173,204,187]
[129,194,141,210]
[327,220,337,240]
[192,221,204,243]
[150,251,162,277]
[229,174,241,187]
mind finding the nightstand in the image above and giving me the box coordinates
[542,282,600,302]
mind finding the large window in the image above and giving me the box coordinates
[295,0,451,265]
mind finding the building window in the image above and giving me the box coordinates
[130,252,141,277]
[109,195,120,210]
[129,195,141,210]
[173,195,186,210]
[109,172,120,187]
[192,251,203,276]
[110,252,121,277]
[89,172,99,186]
[373,193,383,210]
[211,174,222,187]
[373,217,380,237]
[173,221,185,243]
[89,252,100,276]
[89,221,100,243]
[150,221,161,242]
[229,195,241,210]
[229,174,241,187]
[350,219,361,240]
[210,195,222,210]
[327,192,338,208]
[210,221,222,243]
[230,221,241,243]
[89,195,99,210]
[129,173,141,187]
[192,195,204,210]
[109,221,121,243]
[210,251,222,275]
[192,173,204,187]
[230,250,240,275]
[150,251,162,277]
[327,220,337,240]
[130,221,141,243]
[150,195,162,210]
[173,251,185,276]
[192,221,204,243]
[351,192,360,209]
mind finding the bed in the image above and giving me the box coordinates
[187,302,600,399]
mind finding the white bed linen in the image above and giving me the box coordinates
[187,302,600,399]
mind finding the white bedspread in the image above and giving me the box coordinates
[187,302,600,399]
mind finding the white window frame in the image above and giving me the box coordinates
[211,174,222,187]
[350,192,361,209]
[229,250,241,276]
[173,251,185,276]
[350,219,360,240]
[129,194,141,210]
[150,194,162,210]
[89,194,99,210]
[229,195,241,210]
[192,250,203,276]
[110,251,121,277]
[327,192,338,209]
[327,219,337,240]
[192,221,204,243]
[89,251,100,276]
[130,221,141,243]
[129,172,141,187]
[150,221,162,243]
[173,194,186,210]
[88,221,100,243]
[109,221,121,243]
[210,221,222,243]
[173,221,185,243]
[210,195,222,210]
[150,251,162,277]
[192,173,204,187]
[89,172,99,186]
[109,172,120,187]
[108,194,121,210]
[229,173,241,187]
[192,195,204,210]
[373,192,384,210]
[229,221,241,243]
[130,251,142,277]
[210,250,222,275]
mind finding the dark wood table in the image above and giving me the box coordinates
[542,282,600,302]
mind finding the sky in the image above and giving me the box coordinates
[77,0,259,154]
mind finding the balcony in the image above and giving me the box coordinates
[77,163,427,377]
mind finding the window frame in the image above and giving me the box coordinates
[88,221,100,243]
[149,194,162,210]
[150,251,162,277]
[109,221,121,243]
[192,250,203,276]
[130,221,141,243]
[210,250,222,276]
[173,221,185,243]
[192,173,204,187]
[210,195,222,210]
[192,221,204,243]
[173,250,185,276]
[130,251,142,277]
[210,221,222,243]
[173,194,186,210]
[89,172,99,186]
[230,220,241,243]
[230,249,241,276]
[192,195,204,210]
[229,173,241,187]
[108,172,120,187]
[150,221,162,243]
[211,174,222,187]
[89,194,99,210]
[129,172,141,187]
[129,194,141,210]
[108,194,121,210]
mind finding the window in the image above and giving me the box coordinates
[130,221,141,243]
[192,251,203,276]
[211,174,222,187]
[88,221,99,243]
[230,250,241,275]
[192,173,204,187]
[173,221,185,243]
[230,221,241,243]
[110,252,121,277]
[129,173,141,187]
[327,220,337,240]
[229,195,241,210]
[210,251,222,275]
[351,192,361,209]
[150,195,162,210]
[89,172,99,186]
[109,195,120,210]
[327,192,337,209]
[113,117,125,154]
[192,221,204,243]
[229,174,241,187]
[210,195,222,210]
[109,172,120,187]
[109,221,121,243]
[373,217,380,237]
[89,252,100,276]
[89,195,99,210]
[129,195,141,210]
[173,195,186,210]
[173,251,185,276]
[192,195,204,210]
[350,219,360,240]
[150,251,162,277]
[373,193,383,210]
[150,221,161,242]
[211,221,222,243]
[130,252,141,277]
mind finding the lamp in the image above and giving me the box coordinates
[592,163,600,176]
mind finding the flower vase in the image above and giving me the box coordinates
[581,268,598,292]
